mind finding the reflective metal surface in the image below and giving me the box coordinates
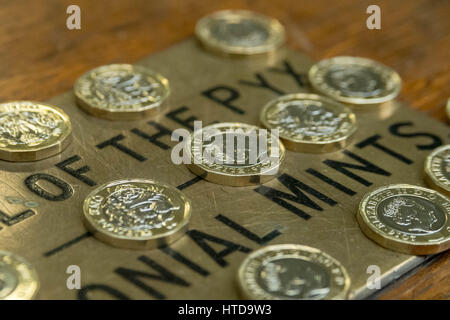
[0,39,448,299]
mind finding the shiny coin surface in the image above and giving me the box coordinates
[185,122,285,186]
[425,145,450,196]
[82,179,191,250]
[260,93,357,153]
[74,64,170,120]
[308,56,401,105]
[0,251,39,300]
[358,184,450,255]
[237,244,350,300]
[0,101,72,162]
[446,98,450,121]
[195,10,285,55]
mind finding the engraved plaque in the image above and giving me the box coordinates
[0,39,448,300]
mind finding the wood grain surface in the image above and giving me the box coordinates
[0,0,448,299]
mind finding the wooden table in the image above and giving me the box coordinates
[0,0,448,299]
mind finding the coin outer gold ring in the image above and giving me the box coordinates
[308,56,402,105]
[195,10,285,56]
[446,98,450,121]
[424,145,450,196]
[82,179,191,250]
[74,64,170,121]
[0,101,72,162]
[0,251,39,300]
[237,244,351,300]
[260,93,357,153]
[357,184,450,255]
[186,122,285,186]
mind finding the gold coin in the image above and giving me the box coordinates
[358,184,450,255]
[308,56,401,105]
[446,98,450,120]
[237,244,351,300]
[424,145,450,196]
[0,101,72,162]
[74,64,170,120]
[195,10,285,56]
[185,122,285,186]
[82,179,191,250]
[0,251,39,300]
[260,93,357,153]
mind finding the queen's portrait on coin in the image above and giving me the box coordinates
[380,197,444,235]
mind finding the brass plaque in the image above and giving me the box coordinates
[0,39,448,300]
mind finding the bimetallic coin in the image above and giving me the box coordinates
[74,64,170,120]
[82,179,191,250]
[308,56,401,105]
[0,101,72,162]
[195,10,285,56]
[358,184,450,255]
[0,251,39,300]
[425,145,450,196]
[260,93,357,153]
[238,244,350,300]
[185,122,285,186]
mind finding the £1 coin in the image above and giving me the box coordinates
[74,64,170,121]
[82,179,191,250]
[237,244,351,300]
[0,101,72,162]
[0,251,39,300]
[185,122,285,186]
[260,93,357,153]
[446,98,450,121]
[308,56,401,106]
[358,184,450,255]
[424,145,450,196]
[195,10,285,56]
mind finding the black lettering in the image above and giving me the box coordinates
[215,214,281,245]
[323,150,390,186]
[254,174,337,220]
[239,73,285,95]
[305,168,356,196]
[115,256,189,300]
[356,135,413,164]
[176,176,203,191]
[389,122,442,150]
[55,155,97,186]
[201,85,244,114]
[97,134,146,162]
[186,230,251,267]
[131,121,172,150]
[269,60,306,88]
[25,174,73,201]
[166,106,197,131]
[0,209,35,229]
[78,284,130,300]
[160,247,210,277]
